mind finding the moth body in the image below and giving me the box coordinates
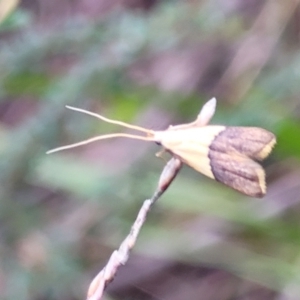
[154,126,276,197]
[48,98,276,198]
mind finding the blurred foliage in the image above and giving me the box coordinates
[0,0,300,300]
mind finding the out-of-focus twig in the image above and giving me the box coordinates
[0,0,19,23]
[216,0,300,102]
[86,158,182,300]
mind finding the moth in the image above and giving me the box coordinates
[48,98,276,197]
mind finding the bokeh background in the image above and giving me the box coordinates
[0,0,300,299]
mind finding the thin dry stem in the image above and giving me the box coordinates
[86,158,182,300]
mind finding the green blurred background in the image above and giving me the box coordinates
[0,0,300,299]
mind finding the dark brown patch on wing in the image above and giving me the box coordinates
[208,151,265,197]
[209,127,275,160]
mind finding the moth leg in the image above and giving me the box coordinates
[155,149,168,163]
[156,148,166,158]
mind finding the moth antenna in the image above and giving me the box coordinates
[66,105,153,134]
[46,133,155,154]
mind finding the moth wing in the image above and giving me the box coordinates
[169,144,266,197]
[208,151,266,197]
[155,126,274,197]
[210,127,276,160]
[155,126,226,180]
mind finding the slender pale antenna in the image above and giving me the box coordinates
[46,133,155,154]
[66,106,154,134]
